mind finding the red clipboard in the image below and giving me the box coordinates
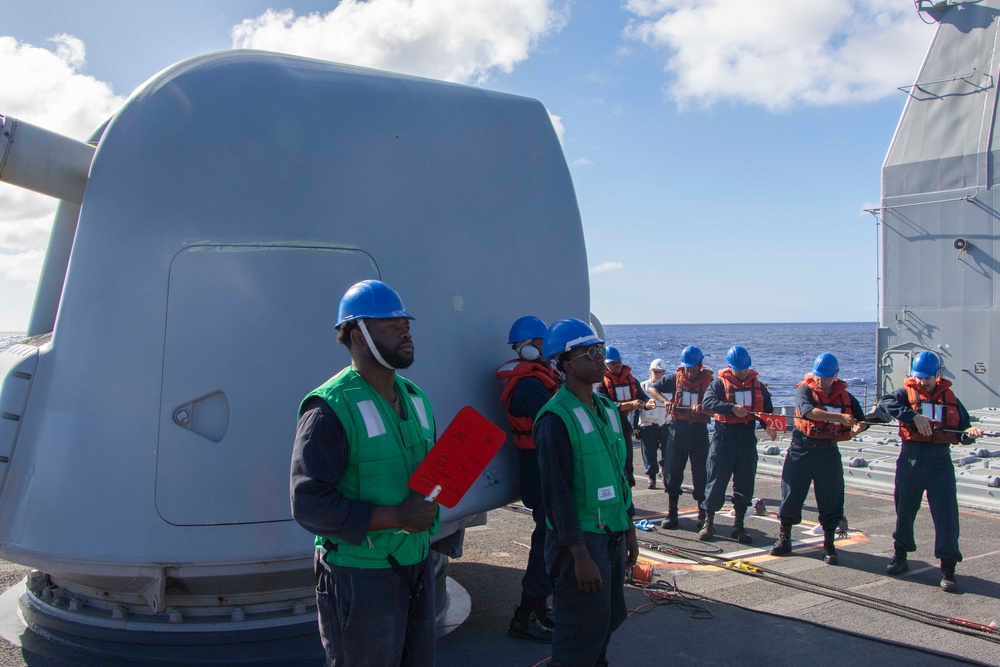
[754,412,787,432]
[408,406,506,508]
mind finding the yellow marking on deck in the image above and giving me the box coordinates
[637,525,870,572]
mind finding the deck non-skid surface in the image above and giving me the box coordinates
[0,464,998,666]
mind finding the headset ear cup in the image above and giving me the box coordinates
[517,342,541,361]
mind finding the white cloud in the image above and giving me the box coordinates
[232,0,569,85]
[0,35,125,287]
[590,261,624,274]
[0,35,122,138]
[624,0,933,109]
[547,109,565,144]
[0,249,45,283]
[572,157,593,166]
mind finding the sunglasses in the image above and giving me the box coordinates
[568,345,607,361]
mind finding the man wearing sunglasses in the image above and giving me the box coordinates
[534,318,639,667]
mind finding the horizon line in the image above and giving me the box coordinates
[602,321,877,326]
[2,320,879,334]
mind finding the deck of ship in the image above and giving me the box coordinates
[444,465,1000,667]
[0,424,998,666]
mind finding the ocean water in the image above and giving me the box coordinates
[1,322,878,409]
[0,332,23,350]
[602,322,877,410]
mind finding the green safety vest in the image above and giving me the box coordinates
[536,387,632,534]
[300,367,437,568]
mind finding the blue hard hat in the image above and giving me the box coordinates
[911,351,942,378]
[812,352,840,379]
[679,345,704,368]
[542,318,604,360]
[605,346,622,363]
[335,280,414,328]
[727,345,752,371]
[507,316,547,344]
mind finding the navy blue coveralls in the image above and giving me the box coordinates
[652,373,710,502]
[877,388,973,563]
[507,375,558,605]
[777,386,865,533]
[535,410,634,667]
[701,378,773,513]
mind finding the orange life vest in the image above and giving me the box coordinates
[497,359,561,449]
[793,374,854,441]
[898,377,961,444]
[673,367,714,424]
[714,368,765,425]
[603,366,640,409]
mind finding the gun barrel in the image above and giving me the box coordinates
[0,114,95,204]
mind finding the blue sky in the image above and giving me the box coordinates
[0,1,936,330]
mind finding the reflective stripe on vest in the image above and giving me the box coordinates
[637,380,670,426]
[356,399,387,438]
[537,388,631,534]
[672,367,714,423]
[603,367,638,404]
[793,374,853,442]
[715,369,765,425]
[899,377,961,444]
[301,367,437,568]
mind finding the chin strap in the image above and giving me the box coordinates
[357,319,396,370]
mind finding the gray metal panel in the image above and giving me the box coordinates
[884,2,1000,183]
[0,345,38,497]
[156,245,378,526]
[0,51,589,570]
[879,2,1000,408]
[881,200,993,308]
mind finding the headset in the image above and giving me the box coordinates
[514,340,541,361]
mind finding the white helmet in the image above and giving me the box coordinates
[649,358,668,371]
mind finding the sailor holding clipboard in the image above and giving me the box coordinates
[290,280,439,667]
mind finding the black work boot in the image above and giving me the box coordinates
[697,510,715,541]
[886,542,909,576]
[940,558,957,593]
[731,508,752,544]
[770,521,792,556]
[662,495,679,530]
[696,507,707,531]
[532,597,553,630]
[822,530,838,565]
[507,605,552,643]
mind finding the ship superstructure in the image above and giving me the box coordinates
[877,0,1000,409]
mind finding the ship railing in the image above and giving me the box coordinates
[763,382,874,415]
